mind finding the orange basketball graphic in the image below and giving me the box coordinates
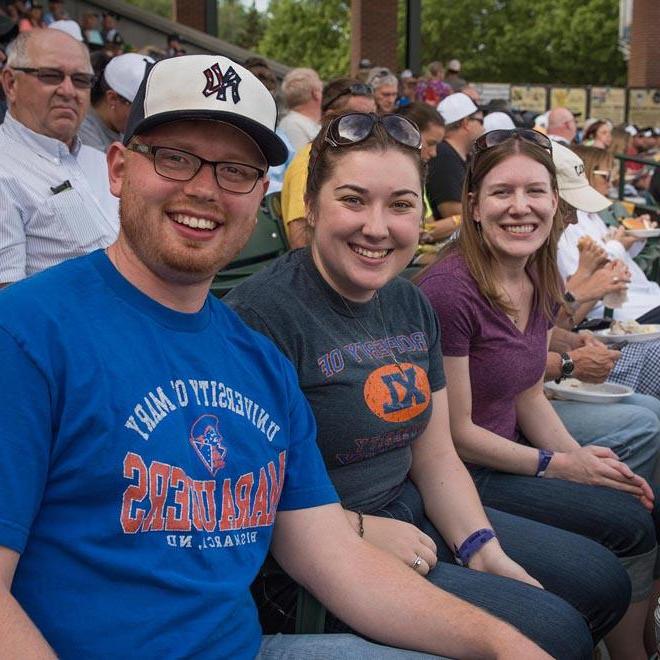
[363,363,430,422]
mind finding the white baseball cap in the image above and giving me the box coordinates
[447,59,461,72]
[49,20,83,41]
[484,112,516,132]
[104,54,155,103]
[437,92,478,124]
[123,54,288,166]
[552,142,611,213]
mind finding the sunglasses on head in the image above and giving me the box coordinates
[321,83,373,112]
[12,67,96,90]
[472,128,552,156]
[324,112,422,150]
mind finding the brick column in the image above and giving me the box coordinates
[173,0,205,33]
[628,0,660,86]
[350,0,398,77]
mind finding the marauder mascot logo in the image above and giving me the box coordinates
[189,414,227,476]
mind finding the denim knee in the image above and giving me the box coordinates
[425,562,593,659]
[605,491,657,557]
[531,592,593,660]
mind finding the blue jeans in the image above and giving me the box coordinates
[258,634,442,659]
[371,479,624,659]
[552,396,660,481]
[471,468,657,600]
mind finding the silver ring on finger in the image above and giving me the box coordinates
[410,554,423,570]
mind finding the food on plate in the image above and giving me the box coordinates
[609,319,656,335]
[621,216,654,230]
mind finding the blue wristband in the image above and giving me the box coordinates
[535,449,554,477]
[454,528,497,567]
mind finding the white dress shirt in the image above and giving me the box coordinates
[0,113,119,282]
[557,210,660,320]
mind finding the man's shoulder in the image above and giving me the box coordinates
[428,142,464,178]
[436,140,463,162]
[0,128,38,172]
[0,254,101,329]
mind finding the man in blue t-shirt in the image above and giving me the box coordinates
[0,55,548,659]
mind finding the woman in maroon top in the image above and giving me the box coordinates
[418,129,658,658]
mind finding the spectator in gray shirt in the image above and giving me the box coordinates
[79,52,153,153]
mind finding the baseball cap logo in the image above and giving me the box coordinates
[574,164,585,176]
[202,62,242,103]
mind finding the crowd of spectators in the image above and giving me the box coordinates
[0,8,659,658]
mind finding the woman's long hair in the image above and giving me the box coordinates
[455,137,564,320]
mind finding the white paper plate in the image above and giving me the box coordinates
[595,324,660,344]
[626,228,660,238]
[544,379,633,404]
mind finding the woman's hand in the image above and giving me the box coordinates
[468,540,543,589]
[545,445,654,510]
[349,513,438,575]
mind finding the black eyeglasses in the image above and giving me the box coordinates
[127,143,265,194]
[321,83,373,112]
[324,113,422,150]
[11,67,96,90]
[473,129,552,156]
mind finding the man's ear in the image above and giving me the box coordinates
[106,142,127,199]
[2,68,17,104]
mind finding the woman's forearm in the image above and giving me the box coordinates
[515,387,579,452]
[410,446,492,550]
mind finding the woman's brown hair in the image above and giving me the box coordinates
[455,137,564,320]
[583,120,607,143]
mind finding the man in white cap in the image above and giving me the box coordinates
[553,141,660,323]
[78,52,154,152]
[427,91,483,218]
[0,28,118,285]
[0,54,548,658]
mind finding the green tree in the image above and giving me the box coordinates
[258,0,350,80]
[415,0,626,85]
[237,3,267,51]
[217,0,247,43]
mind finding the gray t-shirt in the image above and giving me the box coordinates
[78,107,120,153]
[225,248,445,512]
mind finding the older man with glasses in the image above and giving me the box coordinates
[0,28,118,286]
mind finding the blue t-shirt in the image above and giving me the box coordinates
[0,250,338,659]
